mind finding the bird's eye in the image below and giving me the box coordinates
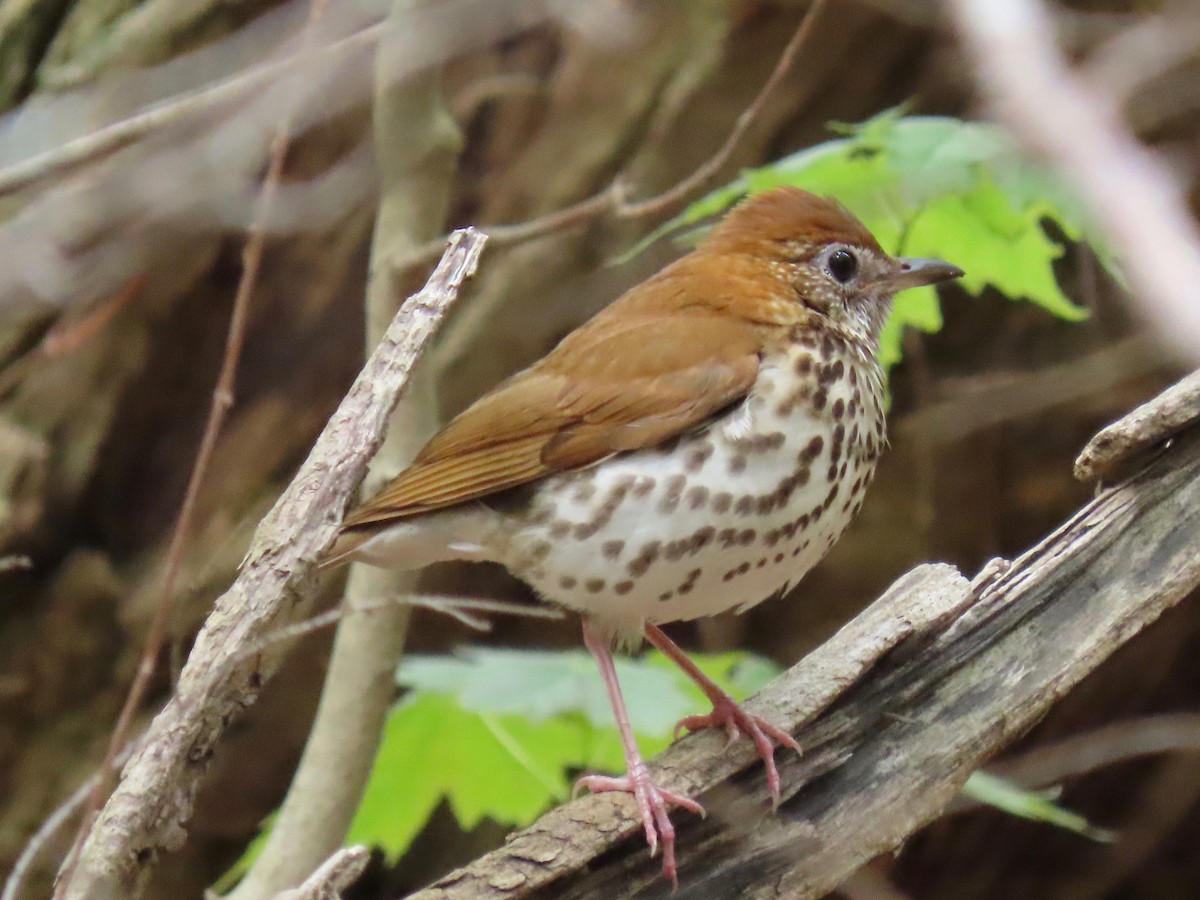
[827,249,858,283]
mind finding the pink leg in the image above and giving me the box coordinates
[575,621,704,887]
[644,623,801,804]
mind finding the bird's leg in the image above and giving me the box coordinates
[575,620,704,887]
[644,623,801,804]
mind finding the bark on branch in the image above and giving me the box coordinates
[408,400,1200,899]
[58,228,487,900]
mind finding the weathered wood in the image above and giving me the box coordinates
[59,229,487,900]
[408,420,1200,899]
[1075,368,1200,481]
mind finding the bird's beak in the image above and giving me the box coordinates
[884,257,964,292]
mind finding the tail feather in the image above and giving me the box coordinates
[317,530,372,571]
[319,506,500,573]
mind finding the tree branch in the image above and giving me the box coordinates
[406,404,1200,898]
[224,0,464,892]
[56,227,487,900]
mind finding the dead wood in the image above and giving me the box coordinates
[407,409,1200,899]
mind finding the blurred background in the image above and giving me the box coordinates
[0,0,1197,897]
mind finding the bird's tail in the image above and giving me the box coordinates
[318,507,499,573]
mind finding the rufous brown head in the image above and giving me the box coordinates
[701,187,963,347]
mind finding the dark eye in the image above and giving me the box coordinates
[828,249,857,283]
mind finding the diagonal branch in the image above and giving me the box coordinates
[405,400,1200,898]
[56,227,487,900]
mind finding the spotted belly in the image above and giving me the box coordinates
[497,341,885,637]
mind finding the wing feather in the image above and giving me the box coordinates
[342,308,763,528]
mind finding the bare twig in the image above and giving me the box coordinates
[53,5,333,894]
[223,1,466,894]
[273,846,370,900]
[981,713,1200,796]
[0,274,147,399]
[944,0,1200,360]
[395,0,833,273]
[1075,367,1200,481]
[232,595,562,666]
[55,226,485,899]
[1,741,138,900]
[0,21,384,199]
[896,335,1167,446]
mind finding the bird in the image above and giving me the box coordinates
[325,186,962,884]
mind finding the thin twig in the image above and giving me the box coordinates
[59,225,486,898]
[231,595,563,665]
[1,741,138,900]
[0,274,147,399]
[53,2,333,894]
[957,713,1200,808]
[0,22,384,198]
[394,0,833,272]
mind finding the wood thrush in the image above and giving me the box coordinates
[326,186,962,883]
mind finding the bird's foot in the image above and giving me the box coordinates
[575,761,705,887]
[674,697,801,804]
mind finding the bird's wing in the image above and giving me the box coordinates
[341,312,761,527]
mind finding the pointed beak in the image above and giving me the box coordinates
[884,257,964,292]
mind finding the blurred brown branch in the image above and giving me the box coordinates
[944,0,1200,360]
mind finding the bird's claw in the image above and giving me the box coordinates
[673,697,801,804]
[575,762,704,887]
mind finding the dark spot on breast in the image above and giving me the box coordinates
[615,580,634,595]
[712,492,732,514]
[573,482,596,503]
[549,521,571,539]
[659,591,674,602]
[665,540,688,561]
[575,521,601,540]
[735,495,754,515]
[633,477,655,498]
[757,558,767,568]
[832,399,845,420]
[719,528,738,548]
[738,529,756,545]
[560,576,577,589]
[691,526,715,551]
[812,389,828,411]
[658,474,687,514]
[729,455,747,474]
[799,436,824,463]
[795,354,814,375]
[774,552,785,563]
[687,485,709,509]
[585,578,605,593]
[602,540,625,560]
[684,442,714,472]
[627,540,661,577]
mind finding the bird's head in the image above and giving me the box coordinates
[701,186,963,347]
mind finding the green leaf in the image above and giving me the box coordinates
[340,647,781,861]
[643,111,1099,372]
[962,771,1116,843]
